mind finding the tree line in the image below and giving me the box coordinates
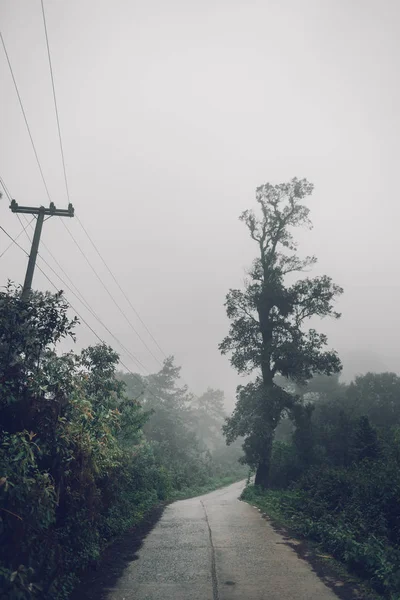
[243,371,400,597]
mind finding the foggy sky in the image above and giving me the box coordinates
[1,0,399,406]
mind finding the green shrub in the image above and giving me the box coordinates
[242,459,400,599]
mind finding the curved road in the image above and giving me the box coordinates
[106,481,338,600]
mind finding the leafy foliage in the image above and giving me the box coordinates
[220,178,342,487]
[243,371,400,598]
[118,361,246,489]
[0,284,245,599]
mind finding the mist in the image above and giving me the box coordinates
[1,0,400,408]
[3,2,400,599]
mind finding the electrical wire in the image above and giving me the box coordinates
[0,31,52,203]
[37,264,155,397]
[0,25,162,370]
[0,223,159,399]
[2,15,190,393]
[30,237,163,396]
[19,214,96,316]
[0,217,34,259]
[39,5,168,367]
[0,169,149,379]
[16,214,152,376]
[75,216,192,393]
[75,214,168,359]
[0,174,12,201]
[38,253,151,374]
[1,168,160,393]
[40,0,70,204]
[0,225,30,255]
[60,219,163,368]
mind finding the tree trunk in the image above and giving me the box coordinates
[254,459,270,488]
[254,434,273,489]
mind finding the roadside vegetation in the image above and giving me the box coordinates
[0,283,245,599]
[220,178,400,599]
[3,176,400,599]
[241,372,400,598]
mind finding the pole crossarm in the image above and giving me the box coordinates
[9,199,75,299]
[10,199,74,217]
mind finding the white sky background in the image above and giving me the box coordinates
[1,0,399,405]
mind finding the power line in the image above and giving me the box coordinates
[37,250,151,374]
[1,22,162,370]
[15,213,32,244]
[3,12,188,392]
[0,176,33,257]
[1,166,161,390]
[74,215,192,393]
[38,265,159,398]
[0,18,165,396]
[0,174,141,373]
[36,261,156,397]
[67,217,191,394]
[0,215,34,260]
[0,223,158,399]
[40,0,70,204]
[19,214,95,315]
[76,214,168,360]
[17,213,152,376]
[0,225,30,255]
[0,174,12,201]
[0,31,52,203]
[38,5,165,369]
[38,4,167,366]
[60,219,164,368]
[76,219,192,391]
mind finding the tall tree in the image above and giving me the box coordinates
[220,178,343,488]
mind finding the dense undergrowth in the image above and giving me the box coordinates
[242,374,400,600]
[0,284,245,599]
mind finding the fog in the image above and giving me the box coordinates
[1,0,399,407]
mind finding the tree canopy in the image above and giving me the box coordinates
[220,178,343,487]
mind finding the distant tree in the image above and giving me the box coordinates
[352,416,380,463]
[276,363,344,399]
[304,373,344,400]
[140,359,195,458]
[274,373,345,441]
[193,388,226,448]
[220,178,343,488]
[346,372,400,429]
[291,401,316,468]
[118,360,247,487]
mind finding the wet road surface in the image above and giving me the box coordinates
[105,480,338,600]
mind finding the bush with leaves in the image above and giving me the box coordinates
[0,284,168,598]
[244,372,400,597]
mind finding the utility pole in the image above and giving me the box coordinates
[10,199,74,300]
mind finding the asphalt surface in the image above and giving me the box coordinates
[105,480,338,600]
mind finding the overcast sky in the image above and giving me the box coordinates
[1,0,399,405]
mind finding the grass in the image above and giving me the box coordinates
[241,485,387,600]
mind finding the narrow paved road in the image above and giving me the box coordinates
[106,481,338,600]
